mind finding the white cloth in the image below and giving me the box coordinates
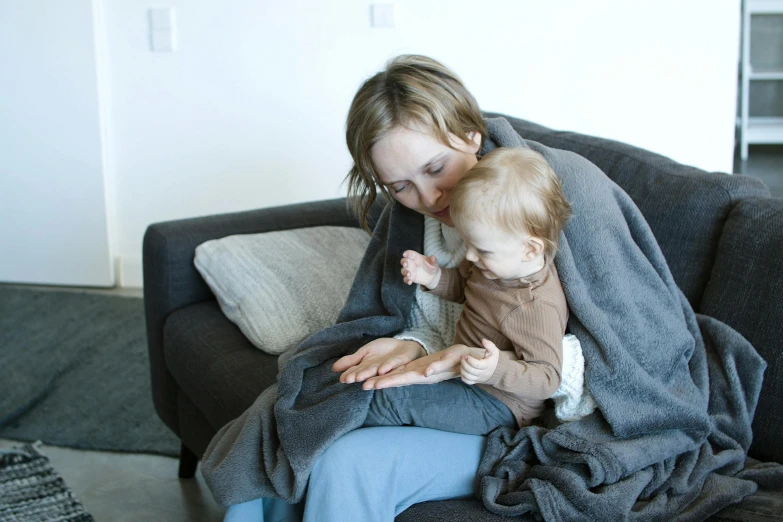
[395,217,596,422]
[551,334,598,421]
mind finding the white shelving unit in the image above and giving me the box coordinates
[739,0,783,160]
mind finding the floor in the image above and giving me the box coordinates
[0,145,780,522]
[0,438,226,522]
[0,283,227,522]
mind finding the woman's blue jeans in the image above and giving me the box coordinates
[223,426,486,522]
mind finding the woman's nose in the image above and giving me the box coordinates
[465,248,477,262]
[420,182,442,210]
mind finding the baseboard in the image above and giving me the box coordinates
[118,256,143,289]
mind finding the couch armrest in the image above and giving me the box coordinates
[142,196,383,435]
[700,197,783,464]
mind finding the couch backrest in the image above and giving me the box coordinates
[490,112,771,311]
[699,197,783,464]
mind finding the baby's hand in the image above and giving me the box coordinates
[460,339,500,385]
[400,250,441,289]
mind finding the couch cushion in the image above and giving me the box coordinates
[396,499,523,522]
[163,300,276,431]
[700,198,783,464]
[488,112,771,311]
[194,226,370,356]
[177,391,222,458]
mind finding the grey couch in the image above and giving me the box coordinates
[143,113,783,520]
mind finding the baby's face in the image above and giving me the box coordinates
[460,221,542,281]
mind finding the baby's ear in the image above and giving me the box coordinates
[523,237,545,260]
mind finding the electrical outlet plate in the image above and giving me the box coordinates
[370,4,395,28]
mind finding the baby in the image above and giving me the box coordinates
[364,147,572,434]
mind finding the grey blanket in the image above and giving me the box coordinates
[201,118,782,520]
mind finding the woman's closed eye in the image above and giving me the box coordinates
[390,163,444,193]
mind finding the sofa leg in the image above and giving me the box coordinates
[178,443,198,479]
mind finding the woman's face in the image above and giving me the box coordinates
[370,125,481,227]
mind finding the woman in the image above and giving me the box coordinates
[225,54,576,521]
[221,52,773,522]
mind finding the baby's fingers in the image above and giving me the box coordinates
[403,250,424,263]
[460,368,479,385]
[460,358,484,377]
[462,355,488,370]
[481,339,500,356]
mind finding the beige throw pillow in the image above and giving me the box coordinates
[194,226,370,355]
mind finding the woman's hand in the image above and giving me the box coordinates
[332,337,425,384]
[362,344,474,390]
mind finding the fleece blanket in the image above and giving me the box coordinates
[201,118,782,520]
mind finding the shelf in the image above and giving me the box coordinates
[750,71,783,80]
[748,0,783,14]
[746,117,783,143]
[740,1,783,158]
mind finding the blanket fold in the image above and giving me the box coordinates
[201,196,423,504]
[201,117,783,520]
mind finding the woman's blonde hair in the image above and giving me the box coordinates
[345,55,487,230]
[451,148,572,258]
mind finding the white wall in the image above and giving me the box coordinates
[0,0,114,287]
[101,0,741,287]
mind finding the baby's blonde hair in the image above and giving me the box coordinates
[344,54,487,230]
[451,148,571,258]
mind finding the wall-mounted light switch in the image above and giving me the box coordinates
[149,8,172,30]
[149,7,176,52]
[370,4,395,28]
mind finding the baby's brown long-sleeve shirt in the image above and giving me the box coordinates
[428,259,568,427]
